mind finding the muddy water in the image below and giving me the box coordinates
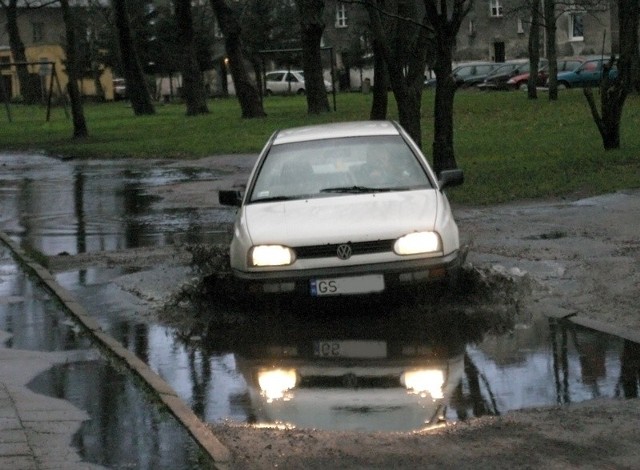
[1,154,639,445]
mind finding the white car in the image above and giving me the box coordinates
[219,120,464,296]
[264,70,332,95]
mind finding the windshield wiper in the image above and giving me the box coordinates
[320,186,398,194]
[320,186,394,194]
[251,195,297,203]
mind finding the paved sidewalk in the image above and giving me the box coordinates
[0,336,106,470]
[0,233,230,469]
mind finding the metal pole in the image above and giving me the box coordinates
[52,63,70,119]
[46,62,55,122]
[330,47,336,112]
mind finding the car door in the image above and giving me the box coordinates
[285,72,302,94]
[266,72,286,94]
[576,60,602,87]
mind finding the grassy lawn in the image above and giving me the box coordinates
[0,89,638,205]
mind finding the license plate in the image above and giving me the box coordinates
[313,340,387,358]
[310,275,384,296]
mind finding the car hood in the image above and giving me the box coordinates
[243,190,439,246]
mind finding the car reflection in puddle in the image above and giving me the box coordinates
[196,297,508,433]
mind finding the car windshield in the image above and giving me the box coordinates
[488,63,516,76]
[249,135,433,203]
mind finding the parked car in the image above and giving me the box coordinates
[264,70,332,95]
[112,78,126,101]
[424,61,499,88]
[555,58,618,88]
[218,120,464,296]
[507,57,584,90]
[477,59,533,90]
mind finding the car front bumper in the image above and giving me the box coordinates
[231,251,461,294]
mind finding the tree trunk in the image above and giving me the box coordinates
[584,69,623,149]
[7,0,39,103]
[527,1,541,100]
[365,0,429,148]
[432,38,457,174]
[370,38,388,120]
[583,0,638,150]
[175,0,209,115]
[210,0,266,118]
[423,0,469,173]
[297,0,331,115]
[544,0,558,101]
[396,87,423,148]
[60,0,88,138]
[113,0,155,115]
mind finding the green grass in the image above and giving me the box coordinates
[0,89,638,205]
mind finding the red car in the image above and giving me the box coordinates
[507,58,585,90]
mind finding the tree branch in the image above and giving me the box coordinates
[340,0,433,32]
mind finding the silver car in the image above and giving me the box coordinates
[219,121,464,296]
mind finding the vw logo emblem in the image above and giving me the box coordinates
[336,244,352,260]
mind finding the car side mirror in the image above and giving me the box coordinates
[438,169,464,190]
[218,190,243,207]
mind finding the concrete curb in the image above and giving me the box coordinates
[0,231,231,468]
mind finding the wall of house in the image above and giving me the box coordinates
[0,6,116,102]
[321,0,616,90]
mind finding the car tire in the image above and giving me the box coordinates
[557,82,569,90]
[296,88,306,95]
[265,89,273,96]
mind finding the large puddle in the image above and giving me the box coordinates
[1,153,639,449]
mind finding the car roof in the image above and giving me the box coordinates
[266,70,303,74]
[453,61,496,68]
[273,121,400,145]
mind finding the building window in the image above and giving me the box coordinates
[32,22,44,42]
[569,12,584,41]
[468,20,475,36]
[490,0,503,17]
[336,4,347,28]
[517,18,524,34]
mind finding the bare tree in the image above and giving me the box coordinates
[423,0,472,174]
[543,0,560,100]
[60,0,87,138]
[0,0,59,103]
[296,0,331,114]
[175,0,209,115]
[584,0,639,149]
[112,0,155,115]
[369,36,389,120]
[365,0,430,149]
[505,0,610,101]
[209,0,265,118]
[527,0,542,99]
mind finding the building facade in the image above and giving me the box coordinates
[0,4,115,102]
[322,0,617,89]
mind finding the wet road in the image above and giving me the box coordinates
[2,153,640,464]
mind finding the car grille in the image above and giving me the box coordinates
[295,240,395,259]
[299,375,401,389]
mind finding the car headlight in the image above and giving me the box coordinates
[249,245,296,267]
[258,369,298,402]
[394,232,441,255]
[401,369,445,399]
